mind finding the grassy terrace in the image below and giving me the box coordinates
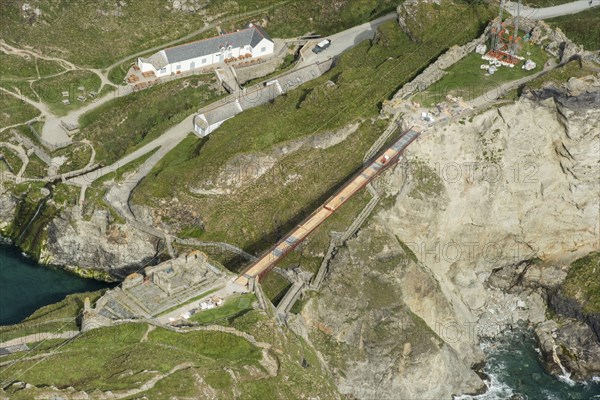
[547,8,600,51]
[78,76,218,164]
[133,3,493,263]
[415,38,549,106]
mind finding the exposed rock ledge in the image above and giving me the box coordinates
[305,79,599,397]
[41,207,159,280]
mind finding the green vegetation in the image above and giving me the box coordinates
[416,40,549,106]
[0,92,40,127]
[0,146,23,174]
[134,5,492,262]
[3,315,339,399]
[0,0,289,68]
[32,70,101,116]
[3,323,261,393]
[396,235,418,264]
[81,149,160,223]
[547,8,600,50]
[562,252,600,315]
[79,76,218,164]
[262,273,292,306]
[8,185,58,259]
[525,59,598,90]
[0,52,65,80]
[155,287,222,317]
[239,0,404,38]
[191,293,256,324]
[51,142,93,174]
[0,290,106,343]
[22,154,47,179]
[0,53,37,80]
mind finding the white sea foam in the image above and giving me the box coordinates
[453,372,515,400]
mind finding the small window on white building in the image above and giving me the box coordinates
[202,58,206,64]
[176,65,181,70]
[261,47,266,53]
[159,67,167,73]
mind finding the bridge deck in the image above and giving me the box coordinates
[235,128,420,287]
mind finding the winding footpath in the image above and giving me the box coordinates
[503,0,599,20]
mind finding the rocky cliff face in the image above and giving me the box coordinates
[41,207,159,280]
[302,223,486,399]
[0,184,17,233]
[305,77,599,397]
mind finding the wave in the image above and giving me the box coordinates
[454,372,515,400]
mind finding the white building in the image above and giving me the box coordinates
[138,23,274,77]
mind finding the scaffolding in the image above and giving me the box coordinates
[486,0,523,65]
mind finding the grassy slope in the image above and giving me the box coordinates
[562,252,600,315]
[132,3,493,257]
[0,0,275,68]
[190,293,256,324]
[234,0,404,37]
[0,93,40,127]
[546,7,600,51]
[416,37,549,106]
[33,70,102,116]
[0,0,403,69]
[2,313,339,399]
[78,76,218,164]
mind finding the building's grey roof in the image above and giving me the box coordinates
[140,51,168,70]
[203,101,241,126]
[164,24,272,64]
[195,115,209,131]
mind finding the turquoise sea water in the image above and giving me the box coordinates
[0,243,109,325]
[457,329,600,400]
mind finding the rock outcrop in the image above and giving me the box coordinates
[302,223,486,399]
[535,318,600,382]
[0,185,17,233]
[308,73,599,397]
[42,207,159,280]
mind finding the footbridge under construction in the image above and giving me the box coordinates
[235,127,421,288]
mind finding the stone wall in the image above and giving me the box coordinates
[386,30,489,104]
[233,44,289,84]
[517,18,600,64]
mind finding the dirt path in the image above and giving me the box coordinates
[0,87,52,118]
[0,40,77,71]
[0,331,79,348]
